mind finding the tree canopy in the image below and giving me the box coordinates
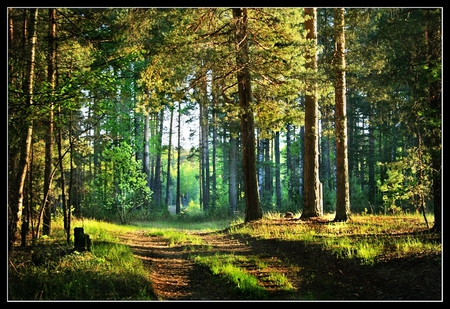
[8,8,441,249]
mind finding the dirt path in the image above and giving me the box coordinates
[119,230,252,300]
[119,229,442,301]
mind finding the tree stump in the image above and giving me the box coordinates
[74,227,91,252]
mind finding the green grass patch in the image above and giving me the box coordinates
[264,272,295,291]
[145,228,204,247]
[8,218,156,300]
[193,253,268,299]
[9,213,441,300]
[229,213,441,263]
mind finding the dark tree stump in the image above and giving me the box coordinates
[74,227,91,252]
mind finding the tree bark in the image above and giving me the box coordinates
[9,8,38,254]
[229,134,238,214]
[333,8,351,222]
[152,109,164,208]
[301,7,322,219]
[275,131,282,211]
[143,93,151,211]
[200,76,210,211]
[423,9,441,233]
[176,101,182,214]
[233,8,262,222]
[42,8,57,236]
[165,106,174,206]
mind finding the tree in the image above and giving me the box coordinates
[165,104,175,206]
[301,7,323,219]
[228,132,239,214]
[333,8,351,222]
[101,142,151,224]
[423,9,441,233]
[175,100,182,214]
[233,8,262,222]
[7,8,441,228]
[8,8,39,253]
[42,8,57,236]
[274,131,282,210]
[199,73,211,211]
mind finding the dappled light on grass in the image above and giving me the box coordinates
[229,212,440,263]
[193,254,269,299]
[9,213,441,300]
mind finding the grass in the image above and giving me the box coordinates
[8,218,156,300]
[145,228,204,247]
[228,212,440,264]
[8,212,441,300]
[193,253,269,299]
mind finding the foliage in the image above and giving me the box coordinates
[377,146,433,215]
[100,142,152,223]
[349,175,370,213]
[8,8,441,243]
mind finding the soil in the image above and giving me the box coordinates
[118,220,442,301]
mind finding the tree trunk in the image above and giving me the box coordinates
[165,106,174,206]
[302,7,322,219]
[200,77,210,211]
[9,8,38,254]
[275,131,282,211]
[152,109,164,208]
[285,124,294,203]
[229,134,238,214]
[176,101,182,214]
[257,135,264,199]
[368,106,376,211]
[143,97,151,211]
[333,8,351,222]
[42,8,57,236]
[424,9,441,233]
[320,103,333,212]
[233,8,262,222]
[264,138,272,205]
[211,82,218,211]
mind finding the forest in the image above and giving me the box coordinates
[8,8,442,252]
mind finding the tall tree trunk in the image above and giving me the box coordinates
[275,131,282,211]
[9,8,38,254]
[257,135,264,198]
[285,124,294,202]
[233,8,262,222]
[56,109,68,238]
[367,106,376,211]
[333,8,351,222]
[149,113,157,195]
[200,78,210,211]
[152,109,164,208]
[298,125,304,207]
[211,85,218,211]
[143,96,151,211]
[67,114,75,245]
[42,8,57,236]
[22,148,33,244]
[165,106,174,206]
[302,7,322,219]
[176,101,182,214]
[229,134,238,214]
[320,103,333,211]
[8,8,14,82]
[264,138,272,205]
[424,9,441,233]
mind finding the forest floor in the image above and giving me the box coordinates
[118,219,442,301]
